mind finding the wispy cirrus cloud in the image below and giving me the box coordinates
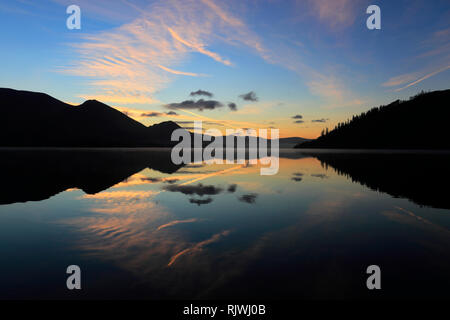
[306,74,364,109]
[167,27,233,66]
[158,65,203,77]
[306,0,361,29]
[57,0,364,115]
[383,65,450,92]
[60,0,265,105]
[57,0,363,113]
[382,72,420,87]
[394,66,450,92]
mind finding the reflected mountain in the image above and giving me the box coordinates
[2,149,450,211]
[0,149,308,205]
[311,151,450,210]
[0,149,183,205]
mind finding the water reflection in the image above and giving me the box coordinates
[310,151,450,209]
[0,149,449,299]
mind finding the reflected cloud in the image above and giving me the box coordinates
[156,218,199,231]
[238,193,258,204]
[164,183,223,196]
[311,173,329,179]
[168,230,231,267]
[189,198,213,206]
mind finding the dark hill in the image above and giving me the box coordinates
[295,89,450,149]
[0,88,183,147]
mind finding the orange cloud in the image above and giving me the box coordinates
[158,64,203,76]
[168,27,233,66]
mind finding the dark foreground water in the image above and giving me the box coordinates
[0,149,449,299]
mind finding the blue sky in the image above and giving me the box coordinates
[0,0,449,138]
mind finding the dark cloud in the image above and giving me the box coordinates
[180,127,205,131]
[311,174,329,179]
[294,120,304,124]
[239,91,258,102]
[176,121,224,127]
[141,177,162,183]
[227,184,237,193]
[312,118,328,123]
[164,183,223,196]
[228,102,237,111]
[189,198,213,206]
[239,193,257,204]
[185,164,205,168]
[291,172,303,182]
[292,115,303,119]
[206,121,224,126]
[165,99,223,111]
[141,112,163,117]
[175,121,194,124]
[176,169,219,174]
[190,90,213,97]
[141,177,178,184]
[140,111,179,117]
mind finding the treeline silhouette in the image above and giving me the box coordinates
[296,89,450,149]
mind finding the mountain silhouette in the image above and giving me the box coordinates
[0,88,183,147]
[296,89,450,149]
[0,88,306,148]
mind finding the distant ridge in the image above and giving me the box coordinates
[295,89,450,149]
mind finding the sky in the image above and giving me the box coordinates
[0,0,449,138]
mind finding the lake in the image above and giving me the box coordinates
[0,149,449,299]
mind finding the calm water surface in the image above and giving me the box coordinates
[0,149,449,299]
